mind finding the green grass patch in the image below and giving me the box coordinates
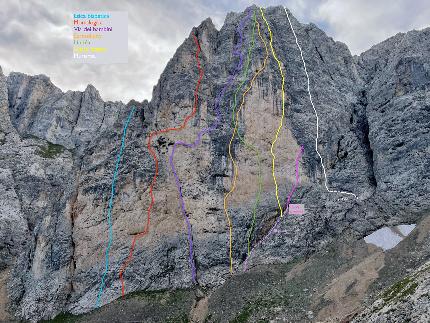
[229,297,278,323]
[230,303,254,323]
[36,142,65,158]
[382,276,418,304]
[122,287,190,303]
[122,288,169,301]
[166,313,189,323]
[42,312,80,323]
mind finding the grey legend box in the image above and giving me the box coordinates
[71,11,128,64]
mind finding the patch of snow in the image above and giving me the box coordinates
[397,224,416,236]
[364,224,416,251]
[364,227,403,251]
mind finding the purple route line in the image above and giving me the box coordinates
[169,8,252,283]
[243,145,304,271]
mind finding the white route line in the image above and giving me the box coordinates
[284,7,358,199]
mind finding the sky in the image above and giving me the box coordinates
[0,0,429,103]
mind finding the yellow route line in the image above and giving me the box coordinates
[259,7,286,218]
[224,17,269,273]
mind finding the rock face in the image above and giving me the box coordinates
[7,72,123,151]
[0,5,428,322]
[356,29,430,221]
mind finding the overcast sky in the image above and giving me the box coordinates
[0,0,428,103]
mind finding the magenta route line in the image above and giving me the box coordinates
[283,145,305,212]
[169,8,252,283]
[243,144,304,271]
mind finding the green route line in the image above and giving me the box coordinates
[229,10,263,256]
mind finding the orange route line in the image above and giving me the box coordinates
[119,32,204,297]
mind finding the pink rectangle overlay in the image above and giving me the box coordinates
[288,204,304,215]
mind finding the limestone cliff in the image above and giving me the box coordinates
[0,5,428,322]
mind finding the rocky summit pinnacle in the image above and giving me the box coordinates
[0,5,429,322]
